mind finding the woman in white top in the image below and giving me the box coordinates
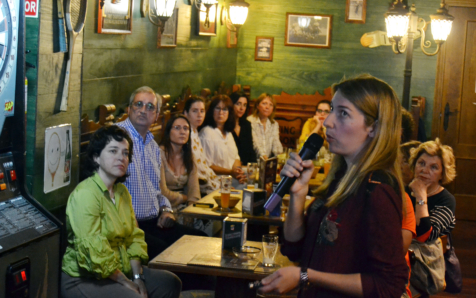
[247,93,283,159]
[183,96,220,194]
[199,95,246,184]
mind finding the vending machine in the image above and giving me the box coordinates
[0,1,62,297]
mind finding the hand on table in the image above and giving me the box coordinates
[231,165,246,183]
[259,266,300,295]
[157,212,175,228]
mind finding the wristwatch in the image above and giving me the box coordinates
[300,267,310,289]
[160,206,174,214]
[132,273,145,282]
[417,199,427,206]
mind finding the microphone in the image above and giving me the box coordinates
[264,133,324,213]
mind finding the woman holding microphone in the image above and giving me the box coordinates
[259,75,408,298]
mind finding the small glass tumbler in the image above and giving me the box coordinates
[262,234,279,267]
[220,175,232,211]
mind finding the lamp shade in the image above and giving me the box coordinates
[384,0,410,38]
[154,0,177,17]
[229,0,250,26]
[298,17,311,28]
[430,1,454,41]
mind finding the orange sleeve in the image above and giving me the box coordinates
[401,193,416,237]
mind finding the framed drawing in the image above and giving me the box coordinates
[197,3,217,36]
[158,8,179,48]
[227,29,237,48]
[285,13,332,49]
[345,0,367,24]
[255,36,274,61]
[98,0,134,34]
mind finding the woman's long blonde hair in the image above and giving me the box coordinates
[314,74,405,207]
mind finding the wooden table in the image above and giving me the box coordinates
[149,235,296,297]
[180,190,316,227]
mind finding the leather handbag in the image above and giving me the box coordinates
[444,233,463,293]
[409,238,446,295]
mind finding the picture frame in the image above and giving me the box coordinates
[98,0,133,34]
[197,3,217,36]
[158,8,179,48]
[227,29,237,48]
[255,36,274,61]
[345,0,367,24]
[285,13,332,49]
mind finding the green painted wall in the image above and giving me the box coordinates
[81,0,237,119]
[236,0,440,138]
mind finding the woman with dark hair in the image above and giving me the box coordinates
[199,95,246,184]
[230,91,256,164]
[259,75,408,297]
[159,115,200,206]
[298,100,331,147]
[247,93,283,159]
[183,96,220,194]
[61,125,181,298]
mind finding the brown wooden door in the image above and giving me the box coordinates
[432,0,476,278]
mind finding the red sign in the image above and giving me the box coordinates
[25,0,39,18]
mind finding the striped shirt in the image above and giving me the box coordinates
[117,119,171,220]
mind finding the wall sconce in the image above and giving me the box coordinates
[190,0,217,28]
[221,0,250,37]
[142,0,178,33]
[384,0,454,109]
[298,17,311,29]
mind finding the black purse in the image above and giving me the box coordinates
[444,233,463,293]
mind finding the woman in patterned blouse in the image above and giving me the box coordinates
[183,96,220,194]
[247,93,283,159]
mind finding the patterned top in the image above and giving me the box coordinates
[247,115,283,158]
[159,147,201,205]
[191,129,219,194]
[116,119,171,220]
[199,126,240,170]
[62,173,148,279]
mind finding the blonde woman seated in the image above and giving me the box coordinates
[159,115,201,207]
[247,93,283,159]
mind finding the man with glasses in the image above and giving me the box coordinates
[117,86,206,260]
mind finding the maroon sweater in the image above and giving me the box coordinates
[281,171,408,298]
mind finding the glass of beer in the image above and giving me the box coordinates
[220,175,232,211]
[262,234,279,267]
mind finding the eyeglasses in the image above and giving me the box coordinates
[214,107,229,113]
[316,109,330,114]
[172,125,190,132]
[132,101,156,112]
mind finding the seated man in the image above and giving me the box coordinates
[117,86,206,260]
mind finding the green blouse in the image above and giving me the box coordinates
[62,173,148,279]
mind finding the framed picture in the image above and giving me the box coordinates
[197,3,217,36]
[158,8,178,48]
[345,0,366,24]
[255,36,274,61]
[227,29,237,48]
[285,13,332,49]
[98,0,133,34]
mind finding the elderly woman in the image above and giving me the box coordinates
[247,93,283,159]
[230,91,256,164]
[199,95,246,184]
[61,125,181,298]
[260,74,408,297]
[408,138,456,242]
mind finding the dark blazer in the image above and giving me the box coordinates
[232,117,257,164]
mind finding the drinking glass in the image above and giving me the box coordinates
[247,162,258,187]
[262,234,279,267]
[220,175,232,211]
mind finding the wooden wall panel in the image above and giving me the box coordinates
[236,0,440,138]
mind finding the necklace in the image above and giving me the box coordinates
[427,185,443,197]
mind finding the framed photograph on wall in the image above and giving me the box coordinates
[255,36,274,61]
[285,13,332,49]
[98,0,133,34]
[227,29,237,48]
[158,8,179,48]
[197,3,217,36]
[345,0,366,24]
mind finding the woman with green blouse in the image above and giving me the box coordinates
[61,125,181,298]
